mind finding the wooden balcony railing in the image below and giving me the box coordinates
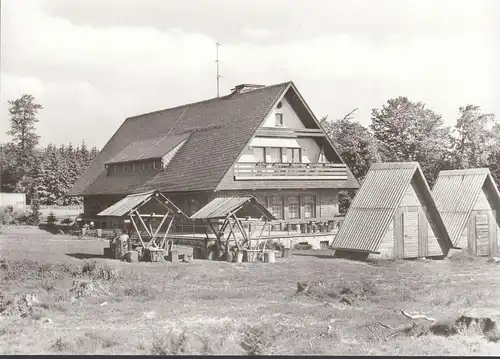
[234,162,348,180]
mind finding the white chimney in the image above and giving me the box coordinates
[231,84,265,94]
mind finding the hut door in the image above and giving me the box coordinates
[402,209,419,258]
[473,210,492,256]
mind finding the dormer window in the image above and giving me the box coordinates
[275,113,283,127]
[153,159,162,171]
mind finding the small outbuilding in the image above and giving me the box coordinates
[432,168,500,257]
[190,196,277,260]
[331,162,453,260]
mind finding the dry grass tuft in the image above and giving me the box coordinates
[69,280,112,299]
[50,337,73,353]
[239,324,277,355]
[151,329,189,355]
[81,261,120,281]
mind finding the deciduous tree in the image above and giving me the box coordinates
[370,97,451,185]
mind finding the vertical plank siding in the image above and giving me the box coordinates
[378,218,395,258]
[418,208,428,257]
[474,211,490,256]
[468,215,476,256]
[393,209,403,259]
[402,209,419,258]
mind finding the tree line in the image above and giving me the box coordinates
[1,94,99,207]
[322,97,498,212]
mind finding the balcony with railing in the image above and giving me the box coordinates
[234,162,348,180]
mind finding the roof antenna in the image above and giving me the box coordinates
[216,41,221,98]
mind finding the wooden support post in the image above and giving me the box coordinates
[232,215,249,250]
[159,215,175,250]
[227,218,241,251]
[135,210,153,238]
[151,212,170,247]
[129,215,145,247]
[203,220,211,258]
[216,218,231,259]
[254,221,268,251]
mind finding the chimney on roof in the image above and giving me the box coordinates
[231,84,265,94]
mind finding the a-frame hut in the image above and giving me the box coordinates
[331,162,453,260]
[432,168,500,257]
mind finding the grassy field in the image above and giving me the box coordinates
[1,226,500,355]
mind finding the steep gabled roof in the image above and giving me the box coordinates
[332,162,453,253]
[432,168,500,246]
[67,81,357,196]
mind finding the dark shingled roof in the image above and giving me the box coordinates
[68,81,358,196]
[68,82,289,196]
[106,133,190,165]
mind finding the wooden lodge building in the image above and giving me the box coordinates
[67,81,359,248]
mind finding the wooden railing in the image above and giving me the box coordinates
[234,162,347,180]
[169,216,345,238]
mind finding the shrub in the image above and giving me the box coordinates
[41,278,56,292]
[61,217,73,225]
[294,243,313,250]
[47,211,58,226]
[29,193,41,225]
[239,324,276,355]
[0,206,14,225]
[151,329,189,355]
[51,337,72,353]
[13,211,32,225]
[259,240,285,251]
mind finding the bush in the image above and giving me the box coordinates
[151,329,188,355]
[0,206,14,225]
[61,217,73,225]
[29,193,41,225]
[239,324,276,355]
[13,211,33,225]
[294,243,313,251]
[259,240,285,251]
[47,211,58,225]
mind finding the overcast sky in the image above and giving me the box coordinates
[1,0,499,149]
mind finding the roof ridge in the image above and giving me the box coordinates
[211,82,291,190]
[125,81,292,121]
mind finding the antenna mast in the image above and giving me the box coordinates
[216,41,220,98]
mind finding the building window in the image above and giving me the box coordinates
[275,113,283,127]
[267,147,281,163]
[190,199,201,215]
[288,196,300,219]
[253,147,265,163]
[142,162,147,171]
[269,196,283,220]
[131,163,136,172]
[318,147,326,163]
[304,195,315,219]
[152,159,162,170]
[286,148,301,163]
[123,163,128,172]
[112,165,116,173]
